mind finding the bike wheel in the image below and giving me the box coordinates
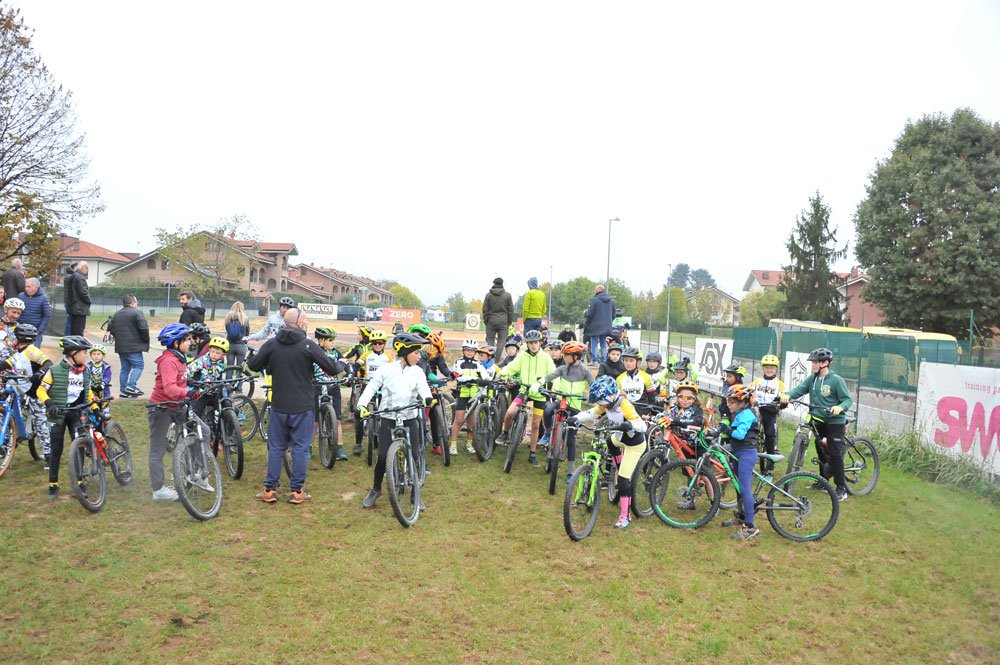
[366,417,376,467]
[318,403,338,470]
[563,464,600,541]
[67,437,107,513]
[0,426,15,477]
[220,408,244,480]
[606,457,619,505]
[844,437,880,496]
[106,421,133,485]
[25,412,41,460]
[173,436,224,521]
[472,404,495,462]
[786,431,809,475]
[386,439,419,527]
[259,403,271,443]
[436,402,451,467]
[716,477,739,510]
[494,391,509,433]
[630,448,668,518]
[547,421,565,495]
[766,471,839,542]
[503,410,526,474]
[231,395,259,442]
[650,459,721,529]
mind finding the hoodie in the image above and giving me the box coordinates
[523,277,546,319]
[482,285,514,328]
[583,291,615,338]
[179,298,207,325]
[246,327,344,413]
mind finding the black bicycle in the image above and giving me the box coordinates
[191,377,246,480]
[62,399,133,513]
[150,399,224,521]
[785,400,880,496]
[368,402,428,528]
[315,378,346,469]
[466,378,505,462]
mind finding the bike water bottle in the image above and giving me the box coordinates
[94,430,106,447]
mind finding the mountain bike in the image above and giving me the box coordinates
[369,402,428,528]
[191,377,246,480]
[427,376,455,467]
[466,379,505,462]
[315,378,346,469]
[649,429,840,541]
[63,399,133,513]
[563,421,625,541]
[501,383,535,474]
[222,365,259,440]
[100,316,114,345]
[149,399,224,521]
[785,400,880,496]
[0,370,37,476]
[539,388,576,495]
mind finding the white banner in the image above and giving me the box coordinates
[299,302,337,320]
[658,331,670,357]
[783,352,812,420]
[465,313,481,331]
[916,362,1000,475]
[695,337,733,393]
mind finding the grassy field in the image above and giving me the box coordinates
[3,401,999,664]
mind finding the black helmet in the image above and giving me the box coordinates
[673,358,691,372]
[646,351,662,364]
[61,335,93,353]
[279,296,295,308]
[524,330,543,342]
[189,323,211,340]
[622,346,642,360]
[607,341,623,353]
[314,326,337,340]
[723,363,747,378]
[392,332,427,354]
[807,348,834,362]
[13,324,38,343]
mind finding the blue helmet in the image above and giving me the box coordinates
[588,375,619,403]
[158,323,192,348]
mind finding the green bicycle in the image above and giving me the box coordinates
[563,421,626,541]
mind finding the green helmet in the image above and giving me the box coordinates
[408,324,431,338]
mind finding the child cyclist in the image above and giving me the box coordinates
[420,333,451,456]
[1,324,52,468]
[314,327,348,461]
[343,326,374,366]
[356,332,434,510]
[719,384,761,540]
[351,329,393,455]
[658,380,705,509]
[616,347,657,416]
[532,341,592,479]
[547,339,564,367]
[187,337,229,438]
[752,354,785,475]
[597,341,625,379]
[717,363,746,440]
[448,339,487,457]
[566,375,647,529]
[644,352,669,390]
[495,337,520,370]
[494,329,555,468]
[86,344,113,400]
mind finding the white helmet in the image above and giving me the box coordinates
[3,297,25,311]
[462,339,479,350]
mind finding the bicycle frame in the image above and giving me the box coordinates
[1,384,30,440]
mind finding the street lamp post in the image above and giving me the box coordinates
[665,263,672,354]
[606,217,619,286]
[547,265,553,327]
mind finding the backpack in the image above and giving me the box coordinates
[225,320,244,342]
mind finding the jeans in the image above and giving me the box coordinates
[523,318,542,335]
[118,352,144,393]
[588,335,607,363]
[265,409,315,492]
[734,446,759,526]
[226,343,248,390]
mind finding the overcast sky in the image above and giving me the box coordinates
[19,1,1000,306]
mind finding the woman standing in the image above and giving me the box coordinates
[225,301,251,389]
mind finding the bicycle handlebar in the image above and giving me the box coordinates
[369,402,425,417]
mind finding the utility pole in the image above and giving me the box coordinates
[547,265,553,326]
[606,218,619,286]
[665,263,672,354]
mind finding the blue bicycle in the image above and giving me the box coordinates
[0,370,36,477]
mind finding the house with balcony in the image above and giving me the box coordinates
[287,263,395,305]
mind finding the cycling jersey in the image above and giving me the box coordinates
[313,348,346,381]
[3,344,51,397]
[752,375,785,409]
[452,356,485,399]
[86,360,112,399]
[358,349,393,378]
[0,319,16,361]
[540,363,593,411]
[188,354,226,383]
[499,349,555,402]
[345,342,372,363]
[667,402,704,444]
[616,369,655,404]
[597,358,625,379]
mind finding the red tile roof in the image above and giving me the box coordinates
[58,236,131,263]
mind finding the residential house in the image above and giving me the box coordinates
[287,263,395,305]
[55,235,132,286]
[686,286,741,325]
[742,267,885,328]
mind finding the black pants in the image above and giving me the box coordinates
[814,421,847,491]
[68,314,87,336]
[542,403,579,463]
[48,413,77,484]
[373,416,423,492]
[485,324,506,351]
[758,407,779,473]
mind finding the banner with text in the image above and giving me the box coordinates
[695,337,733,393]
[381,308,422,324]
[916,362,1000,475]
[299,303,337,320]
[783,352,812,420]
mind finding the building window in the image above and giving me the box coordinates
[146,258,156,270]
[267,278,277,289]
[250,267,257,282]
[281,280,287,291]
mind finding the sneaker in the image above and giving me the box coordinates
[614,516,631,529]
[466,444,476,454]
[336,446,348,461]
[448,444,458,456]
[495,432,509,446]
[191,474,215,493]
[76,480,87,499]
[733,524,760,540]
[537,434,550,449]
[254,488,278,503]
[417,498,427,512]
[47,483,59,499]
[289,489,312,504]
[528,452,540,467]
[721,515,744,528]
[152,486,179,501]
[837,488,849,502]
[352,444,363,456]
[362,489,381,509]
[119,393,135,400]
[126,386,144,396]
[431,445,442,456]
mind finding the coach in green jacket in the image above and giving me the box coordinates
[522,276,546,335]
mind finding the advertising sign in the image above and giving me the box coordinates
[783,352,811,420]
[694,337,733,392]
[381,308,422,324]
[465,313,481,331]
[298,302,337,320]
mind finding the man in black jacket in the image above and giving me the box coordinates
[1,259,25,306]
[247,307,344,504]
[109,294,150,398]
[64,261,92,336]
[482,277,513,351]
[178,291,206,325]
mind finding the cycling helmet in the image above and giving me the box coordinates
[3,297,24,311]
[761,354,780,368]
[561,341,587,357]
[427,333,446,355]
[392,332,426,354]
[368,330,388,343]
[13,323,38,343]
[408,323,431,338]
[728,384,753,403]
[476,344,495,358]
[646,351,663,364]
[90,343,107,355]
[315,327,337,340]
[622,346,642,360]
[723,363,746,378]
[524,330,543,343]
[588,375,620,403]
[607,341,623,353]
[504,338,520,349]
[807,348,834,362]
[208,336,230,352]
[158,323,192,348]
[674,380,699,396]
[189,323,211,340]
[462,339,478,350]
[548,340,564,350]
[278,296,295,308]
[61,335,94,353]
[673,357,691,373]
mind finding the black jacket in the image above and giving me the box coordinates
[557,329,576,343]
[583,291,615,339]
[64,269,92,316]
[247,327,343,414]
[482,286,513,328]
[109,306,150,354]
[1,267,25,303]
[179,298,206,325]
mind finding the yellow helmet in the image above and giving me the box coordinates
[208,336,230,353]
[761,354,780,368]
[674,380,699,396]
[368,330,388,343]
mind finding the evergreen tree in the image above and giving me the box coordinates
[780,192,846,323]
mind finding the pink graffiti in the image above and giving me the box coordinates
[934,396,1000,459]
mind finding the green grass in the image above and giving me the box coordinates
[2,403,999,663]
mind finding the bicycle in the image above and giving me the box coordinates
[100,316,114,345]
[63,398,133,513]
[563,421,627,541]
[785,400,880,496]
[191,377,246,480]
[538,388,576,495]
[149,399,224,521]
[222,365,260,440]
[466,378,505,462]
[649,429,840,541]
[426,375,455,467]
[315,377,347,469]
[0,370,37,476]
[501,383,535,474]
[369,402,429,528]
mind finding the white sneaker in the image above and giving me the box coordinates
[152,486,179,501]
[191,474,215,493]
[449,444,458,456]
[466,444,476,454]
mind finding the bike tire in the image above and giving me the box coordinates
[386,439,419,527]
[436,401,451,467]
[503,410,526,474]
[26,417,41,461]
[786,431,809,476]
[563,464,600,541]
[68,436,107,513]
[259,403,271,443]
[630,448,668,519]
[222,365,253,398]
[106,420,133,485]
[766,471,839,542]
[366,417,376,467]
[472,403,495,462]
[231,395,259,442]
[173,435,223,521]
[220,408,244,479]
[547,421,565,495]
[0,426,15,477]
[844,437,880,496]
[318,403,338,470]
[494,391,509,433]
[649,459,721,529]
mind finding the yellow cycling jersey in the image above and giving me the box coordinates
[359,349,394,378]
[616,370,654,404]
[752,376,785,407]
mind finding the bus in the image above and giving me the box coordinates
[861,326,959,389]
[768,319,861,334]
